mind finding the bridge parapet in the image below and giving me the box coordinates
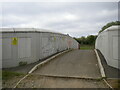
[95,25,120,69]
[0,28,79,68]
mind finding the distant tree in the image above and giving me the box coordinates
[86,35,97,45]
[74,35,97,45]
[80,36,86,44]
[99,21,120,33]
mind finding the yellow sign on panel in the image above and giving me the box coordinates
[12,37,18,45]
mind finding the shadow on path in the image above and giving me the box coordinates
[97,49,120,79]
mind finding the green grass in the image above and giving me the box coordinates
[80,45,95,50]
[0,70,2,80]
[2,71,24,80]
[118,80,120,88]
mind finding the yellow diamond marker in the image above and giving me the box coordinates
[12,37,18,45]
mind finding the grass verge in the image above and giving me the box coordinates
[0,70,2,80]
[107,79,120,88]
[2,71,24,80]
[80,45,95,50]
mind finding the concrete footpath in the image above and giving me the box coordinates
[16,50,109,88]
[33,50,101,78]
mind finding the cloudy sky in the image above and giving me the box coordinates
[0,1,118,37]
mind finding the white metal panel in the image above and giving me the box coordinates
[95,26,120,69]
[0,37,2,69]
[1,28,79,68]
[113,36,119,60]
[0,38,2,60]
[26,38,31,57]
[42,37,49,58]
[18,38,31,58]
[2,38,11,59]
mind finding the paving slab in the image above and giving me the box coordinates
[33,50,101,78]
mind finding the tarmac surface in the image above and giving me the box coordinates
[33,50,101,79]
[3,49,110,88]
[17,74,108,88]
[16,50,109,88]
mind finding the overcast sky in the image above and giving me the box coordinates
[0,2,118,37]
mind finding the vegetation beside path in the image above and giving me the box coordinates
[79,45,94,50]
[2,70,25,88]
[2,71,24,80]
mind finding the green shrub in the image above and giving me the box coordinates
[99,21,120,33]
[19,61,27,66]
